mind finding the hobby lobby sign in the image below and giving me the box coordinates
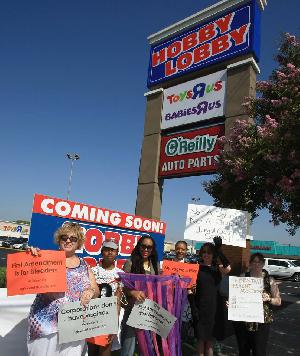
[148,0,260,86]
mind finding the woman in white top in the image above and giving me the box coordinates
[87,240,123,356]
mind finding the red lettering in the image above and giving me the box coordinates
[152,48,166,67]
[165,60,177,76]
[84,228,104,254]
[182,33,198,51]
[116,258,127,269]
[211,34,231,56]
[167,41,182,58]
[199,23,216,43]
[230,24,250,45]
[186,90,193,99]
[215,13,234,34]
[177,52,193,70]
[193,43,210,63]
[120,234,140,255]
[214,80,223,91]
[83,257,97,267]
[167,94,175,104]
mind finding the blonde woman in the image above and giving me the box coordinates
[27,222,99,356]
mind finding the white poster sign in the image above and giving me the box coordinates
[228,276,264,323]
[58,297,118,344]
[126,298,177,339]
[184,204,248,247]
[162,69,226,130]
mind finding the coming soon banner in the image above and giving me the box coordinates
[29,194,166,268]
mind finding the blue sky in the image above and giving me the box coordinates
[1,0,299,245]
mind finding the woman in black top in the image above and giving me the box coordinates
[189,237,231,356]
[120,236,159,356]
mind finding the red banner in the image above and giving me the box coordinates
[33,194,166,234]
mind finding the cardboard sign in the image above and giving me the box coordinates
[162,260,199,286]
[29,194,166,268]
[159,124,224,178]
[127,299,177,339]
[184,204,248,247]
[228,276,264,323]
[148,0,261,86]
[6,250,66,296]
[58,297,118,344]
[161,70,226,130]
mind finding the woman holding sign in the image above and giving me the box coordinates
[87,239,123,356]
[189,237,231,356]
[233,253,281,356]
[120,235,159,356]
[27,222,99,356]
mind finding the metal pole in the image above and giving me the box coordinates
[67,159,74,200]
[66,153,80,201]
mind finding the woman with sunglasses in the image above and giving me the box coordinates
[27,222,99,356]
[189,237,231,356]
[120,235,159,356]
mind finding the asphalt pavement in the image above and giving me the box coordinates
[220,280,300,356]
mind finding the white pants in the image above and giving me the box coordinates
[27,333,85,356]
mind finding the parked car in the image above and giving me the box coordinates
[0,236,9,247]
[264,258,300,282]
[2,237,27,248]
[291,260,300,267]
[12,241,28,250]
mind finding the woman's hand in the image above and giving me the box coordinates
[80,288,95,306]
[130,290,146,302]
[106,335,114,344]
[262,292,271,302]
[26,246,41,256]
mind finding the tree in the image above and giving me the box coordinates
[204,33,300,235]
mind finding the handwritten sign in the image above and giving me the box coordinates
[6,250,66,296]
[184,204,248,247]
[127,298,177,339]
[58,297,118,344]
[228,276,264,323]
[162,260,199,286]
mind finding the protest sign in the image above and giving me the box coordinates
[162,260,199,286]
[6,250,66,296]
[127,298,177,339]
[228,276,264,323]
[184,204,248,247]
[29,194,166,268]
[58,297,118,344]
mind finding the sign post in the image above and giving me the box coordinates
[136,0,267,275]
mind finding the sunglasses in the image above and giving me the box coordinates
[140,244,153,251]
[60,235,78,243]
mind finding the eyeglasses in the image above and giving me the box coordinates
[60,235,78,243]
[140,244,153,251]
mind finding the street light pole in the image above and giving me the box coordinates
[66,153,80,200]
